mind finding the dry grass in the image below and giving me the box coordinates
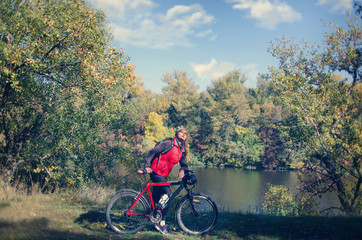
[0,180,115,239]
[65,183,115,207]
[0,181,192,240]
[1,180,362,240]
[0,178,26,202]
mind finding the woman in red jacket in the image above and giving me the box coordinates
[144,128,188,235]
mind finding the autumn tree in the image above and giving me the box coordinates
[268,12,361,215]
[161,69,200,131]
[143,112,174,149]
[323,11,361,92]
[196,70,259,166]
[0,0,143,189]
[248,75,295,168]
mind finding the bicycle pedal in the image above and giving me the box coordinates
[150,210,162,223]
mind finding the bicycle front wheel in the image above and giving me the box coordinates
[175,193,218,235]
[106,190,150,234]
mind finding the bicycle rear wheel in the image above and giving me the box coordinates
[106,190,149,234]
[175,193,218,235]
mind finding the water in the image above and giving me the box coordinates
[188,167,340,213]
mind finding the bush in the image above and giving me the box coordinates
[262,184,296,216]
[262,184,320,216]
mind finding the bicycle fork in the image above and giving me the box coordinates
[186,188,199,217]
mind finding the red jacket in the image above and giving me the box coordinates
[148,138,187,177]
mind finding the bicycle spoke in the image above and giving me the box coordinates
[176,194,218,235]
[106,191,149,234]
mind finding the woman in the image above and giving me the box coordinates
[144,128,188,235]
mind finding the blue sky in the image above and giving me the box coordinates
[88,0,356,93]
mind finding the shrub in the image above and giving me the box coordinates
[262,184,296,216]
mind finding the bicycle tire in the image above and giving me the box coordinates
[175,193,218,235]
[106,190,150,234]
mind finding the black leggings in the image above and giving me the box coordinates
[150,172,172,220]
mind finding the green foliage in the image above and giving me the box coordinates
[0,0,144,190]
[1,0,360,219]
[262,184,320,217]
[194,71,256,166]
[268,12,361,215]
[262,184,296,216]
[231,126,262,166]
[323,13,361,89]
[161,70,201,136]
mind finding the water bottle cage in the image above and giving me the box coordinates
[157,202,166,210]
[158,194,169,210]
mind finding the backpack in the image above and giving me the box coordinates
[151,138,174,167]
[154,137,174,156]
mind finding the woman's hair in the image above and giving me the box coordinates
[183,138,189,159]
[175,128,188,158]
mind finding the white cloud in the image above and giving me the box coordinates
[162,5,198,21]
[90,0,155,22]
[89,0,214,49]
[191,58,236,81]
[196,29,211,37]
[91,0,154,13]
[316,0,353,12]
[227,0,302,30]
[191,59,260,88]
[240,63,259,88]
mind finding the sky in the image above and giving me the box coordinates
[87,0,357,93]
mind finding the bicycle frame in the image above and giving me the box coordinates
[127,171,189,217]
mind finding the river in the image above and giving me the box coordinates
[187,167,340,213]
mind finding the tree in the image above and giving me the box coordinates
[248,75,294,169]
[196,70,256,166]
[161,69,200,131]
[143,112,173,149]
[354,0,362,18]
[268,12,361,215]
[262,184,296,216]
[232,126,262,167]
[0,0,144,189]
[323,12,361,92]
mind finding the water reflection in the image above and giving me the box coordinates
[190,168,294,212]
[189,167,339,213]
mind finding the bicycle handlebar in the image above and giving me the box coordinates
[136,168,194,186]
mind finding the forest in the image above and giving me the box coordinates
[0,0,361,216]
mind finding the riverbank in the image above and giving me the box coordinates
[1,191,361,240]
[193,163,300,171]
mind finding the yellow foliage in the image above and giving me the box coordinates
[127,63,135,74]
[234,125,247,135]
[144,112,173,144]
[33,165,43,173]
[0,133,5,147]
[296,161,304,169]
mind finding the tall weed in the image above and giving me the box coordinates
[61,182,115,208]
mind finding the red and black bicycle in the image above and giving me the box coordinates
[106,169,218,235]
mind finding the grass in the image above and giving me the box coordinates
[1,185,362,240]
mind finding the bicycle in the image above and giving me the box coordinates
[106,169,218,235]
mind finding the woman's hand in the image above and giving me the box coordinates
[178,170,185,179]
[145,168,153,174]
